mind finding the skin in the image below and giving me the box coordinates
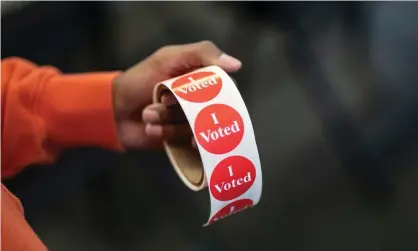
[112,41,242,149]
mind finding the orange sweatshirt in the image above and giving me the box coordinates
[1,58,122,251]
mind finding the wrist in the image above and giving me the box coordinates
[112,74,126,122]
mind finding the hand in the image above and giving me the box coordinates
[112,41,242,149]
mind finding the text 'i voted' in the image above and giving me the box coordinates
[210,156,256,201]
[194,104,244,154]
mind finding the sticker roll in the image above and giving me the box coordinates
[153,65,262,226]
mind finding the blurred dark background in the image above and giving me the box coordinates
[2,1,418,251]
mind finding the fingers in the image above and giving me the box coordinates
[143,92,200,147]
[143,93,191,143]
[160,92,178,106]
[145,122,198,149]
[143,103,186,124]
[117,121,163,149]
[146,123,192,142]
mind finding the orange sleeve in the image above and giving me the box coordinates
[1,57,124,179]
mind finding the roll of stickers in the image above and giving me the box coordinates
[153,65,262,226]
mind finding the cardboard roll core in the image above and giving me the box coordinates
[153,84,206,191]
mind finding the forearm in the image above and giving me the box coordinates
[1,57,123,178]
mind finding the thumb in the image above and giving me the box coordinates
[153,41,242,74]
[188,41,242,72]
[216,53,243,72]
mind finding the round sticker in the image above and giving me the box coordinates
[171,71,222,103]
[210,156,256,201]
[209,199,253,224]
[194,104,244,154]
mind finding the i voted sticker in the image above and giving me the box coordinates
[194,104,244,155]
[172,71,222,103]
[209,199,253,224]
[210,156,256,201]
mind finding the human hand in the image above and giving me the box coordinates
[112,41,242,149]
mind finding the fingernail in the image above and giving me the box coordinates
[143,109,160,123]
[146,124,163,137]
[162,93,178,106]
[218,53,242,70]
[191,137,198,149]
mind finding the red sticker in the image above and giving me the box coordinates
[194,104,244,154]
[209,199,253,224]
[210,156,256,201]
[171,71,222,103]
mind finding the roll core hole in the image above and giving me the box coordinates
[157,85,205,187]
